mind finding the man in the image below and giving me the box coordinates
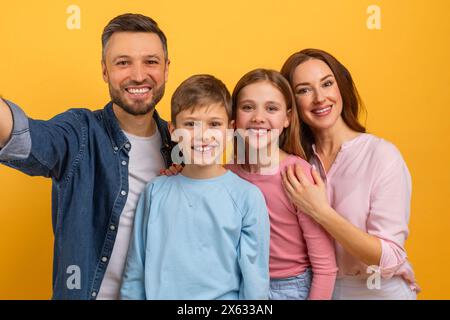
[0,13,173,299]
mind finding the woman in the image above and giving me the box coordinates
[280,49,419,299]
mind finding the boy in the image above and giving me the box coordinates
[120,74,270,299]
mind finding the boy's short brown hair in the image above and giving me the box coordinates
[171,75,231,123]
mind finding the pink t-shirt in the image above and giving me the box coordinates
[228,156,338,300]
[310,133,419,292]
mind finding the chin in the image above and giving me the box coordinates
[307,116,341,132]
[122,102,154,116]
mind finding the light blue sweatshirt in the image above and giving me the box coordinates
[120,170,270,300]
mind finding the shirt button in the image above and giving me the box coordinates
[101,256,108,263]
[121,160,127,166]
[109,225,116,231]
[121,190,127,196]
[125,143,131,149]
[91,291,97,298]
[113,147,118,151]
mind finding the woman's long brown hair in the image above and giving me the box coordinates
[281,49,366,159]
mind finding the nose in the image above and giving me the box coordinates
[251,109,266,124]
[313,88,326,105]
[191,121,210,143]
[130,63,146,83]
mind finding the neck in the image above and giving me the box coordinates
[312,117,360,157]
[182,164,227,179]
[113,104,156,137]
[242,145,288,174]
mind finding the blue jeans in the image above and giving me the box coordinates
[269,268,312,300]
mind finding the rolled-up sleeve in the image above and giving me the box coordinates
[0,99,84,179]
[0,99,31,161]
[367,145,415,281]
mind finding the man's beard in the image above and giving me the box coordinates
[109,82,165,116]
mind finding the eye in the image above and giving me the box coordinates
[116,60,129,66]
[145,60,158,65]
[267,105,279,112]
[240,104,253,111]
[323,80,334,87]
[210,121,223,127]
[183,121,195,127]
[296,87,310,95]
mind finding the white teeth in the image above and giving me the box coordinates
[193,145,216,152]
[248,129,268,135]
[127,88,150,94]
[313,106,332,114]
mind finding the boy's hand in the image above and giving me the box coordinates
[159,163,183,176]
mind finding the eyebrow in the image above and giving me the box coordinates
[239,99,281,104]
[295,74,334,88]
[112,54,161,62]
[182,116,226,121]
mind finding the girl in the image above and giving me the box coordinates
[228,69,338,300]
[280,49,419,299]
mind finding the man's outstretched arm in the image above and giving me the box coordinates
[0,98,13,148]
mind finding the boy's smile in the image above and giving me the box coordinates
[170,103,231,166]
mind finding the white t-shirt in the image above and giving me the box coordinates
[97,127,165,299]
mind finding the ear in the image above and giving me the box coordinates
[168,121,175,134]
[284,108,291,128]
[164,59,170,83]
[228,120,235,129]
[101,60,108,83]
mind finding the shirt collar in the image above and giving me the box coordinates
[102,101,173,153]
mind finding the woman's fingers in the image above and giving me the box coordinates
[311,164,324,187]
[294,164,311,187]
[281,169,296,196]
[285,165,303,191]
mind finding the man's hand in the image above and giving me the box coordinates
[0,98,13,148]
[159,163,183,176]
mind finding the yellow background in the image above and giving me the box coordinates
[0,0,449,299]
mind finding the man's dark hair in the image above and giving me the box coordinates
[101,13,168,60]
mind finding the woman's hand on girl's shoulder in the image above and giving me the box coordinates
[281,164,330,221]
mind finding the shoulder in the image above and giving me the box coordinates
[223,171,266,206]
[360,134,410,183]
[281,154,311,170]
[43,107,100,126]
[362,134,405,165]
[281,154,313,180]
[143,175,172,194]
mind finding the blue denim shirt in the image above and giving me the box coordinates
[0,99,173,299]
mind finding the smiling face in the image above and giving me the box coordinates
[235,81,290,151]
[171,103,230,166]
[292,59,344,132]
[102,32,169,116]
